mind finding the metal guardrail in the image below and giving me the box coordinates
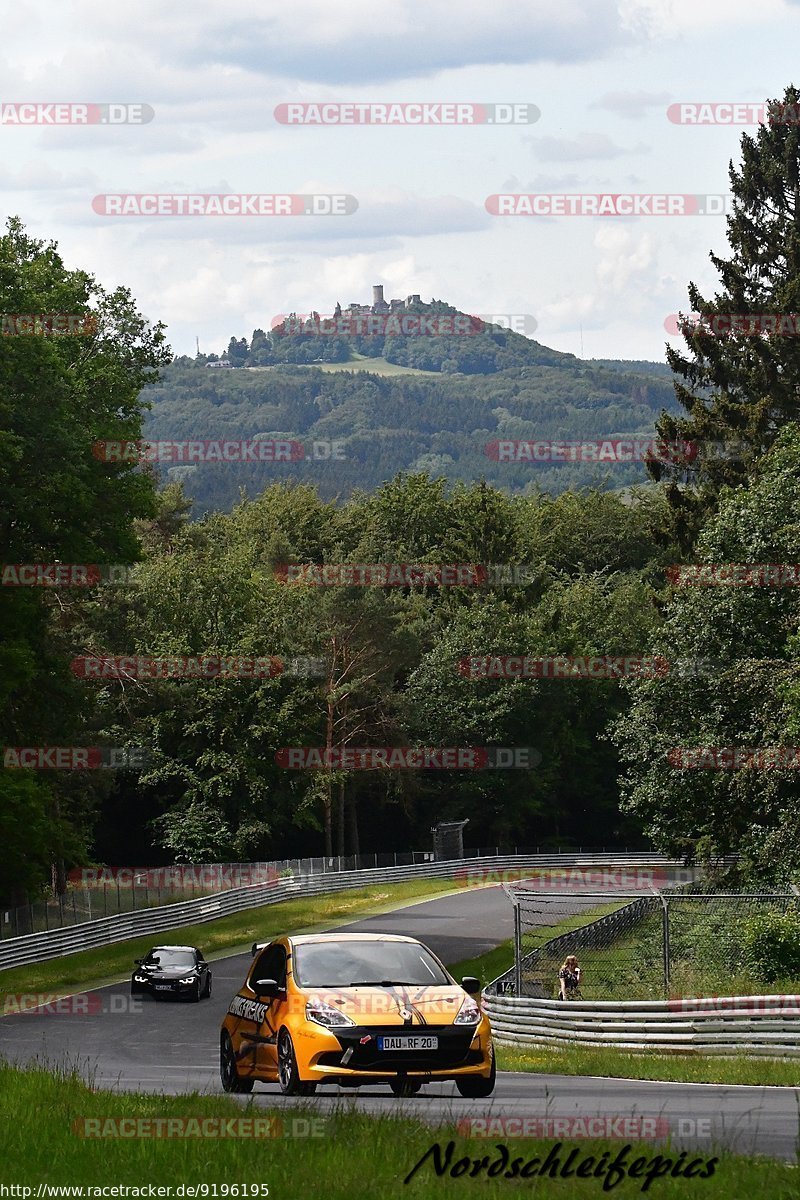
[482,992,800,1057]
[0,852,684,972]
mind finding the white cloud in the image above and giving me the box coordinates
[529,132,649,161]
[591,90,672,119]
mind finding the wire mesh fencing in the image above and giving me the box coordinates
[491,887,800,1000]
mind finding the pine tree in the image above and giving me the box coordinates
[649,84,800,548]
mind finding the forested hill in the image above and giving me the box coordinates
[145,310,678,513]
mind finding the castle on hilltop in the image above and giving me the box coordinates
[335,285,423,319]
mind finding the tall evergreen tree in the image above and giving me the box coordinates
[649,84,800,548]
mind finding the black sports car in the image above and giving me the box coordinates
[130,945,212,1001]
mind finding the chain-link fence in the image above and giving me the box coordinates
[493,888,800,1000]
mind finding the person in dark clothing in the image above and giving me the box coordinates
[558,954,581,1000]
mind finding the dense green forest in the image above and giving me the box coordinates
[143,354,679,514]
[5,87,800,902]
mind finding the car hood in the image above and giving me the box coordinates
[304,984,471,1026]
[138,968,197,981]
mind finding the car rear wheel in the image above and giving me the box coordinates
[220,1032,254,1094]
[455,1053,496,1098]
[277,1028,317,1096]
[389,1078,421,1097]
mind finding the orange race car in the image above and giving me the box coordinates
[219,932,495,1096]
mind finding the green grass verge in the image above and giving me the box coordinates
[2,1063,795,1194]
[0,878,463,1003]
[498,1044,800,1088]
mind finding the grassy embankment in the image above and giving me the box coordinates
[2,1062,795,1195]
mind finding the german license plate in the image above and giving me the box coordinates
[154,985,172,991]
[377,1035,438,1051]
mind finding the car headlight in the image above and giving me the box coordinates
[454,996,481,1025]
[179,975,197,985]
[133,974,148,983]
[305,999,355,1029]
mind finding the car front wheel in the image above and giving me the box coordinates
[277,1028,317,1096]
[220,1032,254,1094]
[455,1053,496,1098]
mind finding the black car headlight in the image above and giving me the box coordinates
[178,974,198,985]
[133,974,148,983]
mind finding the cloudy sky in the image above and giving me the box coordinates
[3,0,800,360]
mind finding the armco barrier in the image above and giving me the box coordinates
[0,853,685,972]
[482,992,800,1057]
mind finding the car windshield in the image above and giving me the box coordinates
[144,950,196,969]
[293,940,450,988]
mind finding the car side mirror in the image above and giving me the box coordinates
[134,959,142,966]
[461,976,481,996]
[252,977,282,999]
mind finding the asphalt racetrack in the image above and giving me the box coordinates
[2,885,798,1161]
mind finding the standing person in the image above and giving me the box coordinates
[558,954,581,1000]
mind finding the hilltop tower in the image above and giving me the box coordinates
[372,284,389,312]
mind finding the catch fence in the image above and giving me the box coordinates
[490,887,799,1000]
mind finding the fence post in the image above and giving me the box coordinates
[513,897,523,997]
[654,889,670,997]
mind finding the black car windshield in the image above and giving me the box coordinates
[293,940,450,987]
[144,950,196,969]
